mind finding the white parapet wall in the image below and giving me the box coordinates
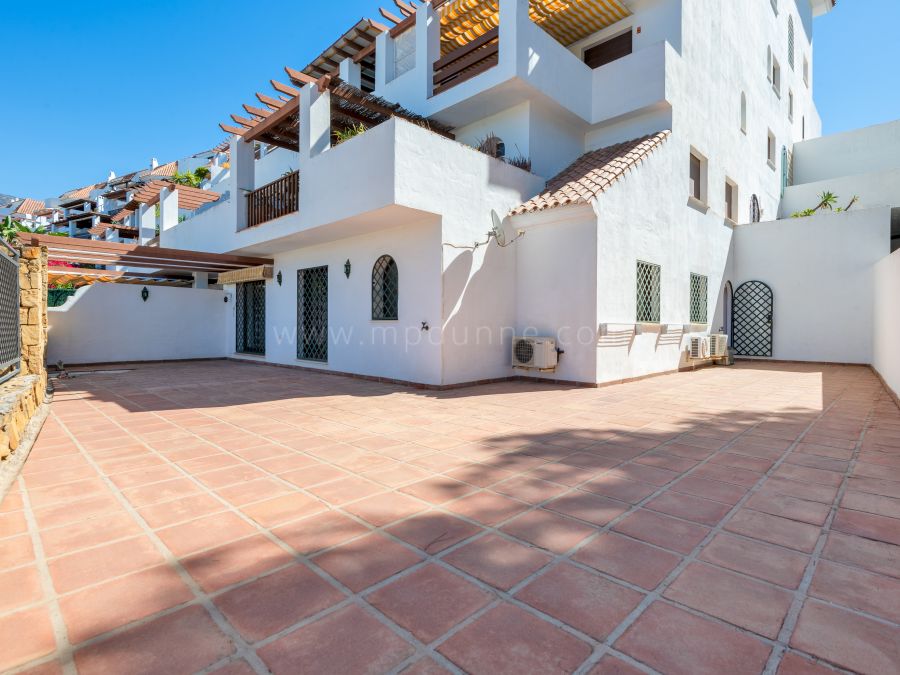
[47,284,229,366]
[732,207,892,365]
[873,249,900,400]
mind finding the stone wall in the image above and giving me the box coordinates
[0,245,48,460]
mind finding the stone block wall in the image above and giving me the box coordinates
[0,245,48,460]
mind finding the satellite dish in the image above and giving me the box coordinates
[490,209,507,246]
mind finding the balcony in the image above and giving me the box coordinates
[246,170,299,228]
[432,28,500,95]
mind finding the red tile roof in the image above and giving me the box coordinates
[12,198,45,216]
[111,180,222,222]
[510,131,671,216]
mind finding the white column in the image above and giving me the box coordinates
[192,272,209,289]
[374,31,389,91]
[137,203,156,244]
[339,57,362,89]
[230,137,255,231]
[416,3,439,98]
[159,187,178,235]
[499,0,528,71]
[299,84,331,162]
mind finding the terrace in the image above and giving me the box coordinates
[2,359,899,674]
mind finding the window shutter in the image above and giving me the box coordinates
[788,17,795,70]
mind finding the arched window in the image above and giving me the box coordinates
[740,92,747,133]
[788,17,795,69]
[372,255,399,320]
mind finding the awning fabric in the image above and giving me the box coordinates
[438,0,630,53]
[217,265,274,284]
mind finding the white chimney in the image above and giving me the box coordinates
[107,170,116,182]
[150,157,159,169]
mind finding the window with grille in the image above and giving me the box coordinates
[636,261,661,323]
[788,17,795,69]
[690,273,708,324]
[372,255,399,320]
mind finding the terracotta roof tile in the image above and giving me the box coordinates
[111,180,222,222]
[139,161,178,178]
[510,130,671,216]
[12,198,45,216]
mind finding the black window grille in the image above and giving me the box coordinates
[297,266,328,362]
[0,239,20,385]
[636,260,661,323]
[372,255,399,320]
[236,280,266,355]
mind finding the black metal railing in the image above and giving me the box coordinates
[246,171,299,228]
[0,238,20,385]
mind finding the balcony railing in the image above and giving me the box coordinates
[247,170,299,228]
[433,28,499,95]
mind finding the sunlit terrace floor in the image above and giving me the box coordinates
[2,360,899,675]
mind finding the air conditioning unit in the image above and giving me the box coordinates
[689,336,710,360]
[512,336,558,370]
[709,334,729,358]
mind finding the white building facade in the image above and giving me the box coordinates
[153,0,900,390]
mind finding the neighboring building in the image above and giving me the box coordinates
[0,197,56,229]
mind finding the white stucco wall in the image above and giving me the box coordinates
[874,249,900,399]
[47,285,229,365]
[792,119,900,184]
[593,134,733,383]
[238,220,444,385]
[732,207,891,364]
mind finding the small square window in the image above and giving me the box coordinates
[767,130,776,167]
[803,56,810,87]
[725,179,738,221]
[636,261,661,323]
[690,273,708,324]
[788,90,794,121]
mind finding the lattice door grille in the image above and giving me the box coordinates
[732,280,773,357]
[236,280,266,355]
[0,243,19,384]
[297,266,328,362]
[636,261,661,323]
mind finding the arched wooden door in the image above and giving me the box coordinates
[732,281,773,357]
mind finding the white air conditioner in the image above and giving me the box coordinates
[512,336,558,370]
[709,333,729,358]
[689,336,710,360]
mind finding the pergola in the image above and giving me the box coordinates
[378,0,631,54]
[21,234,273,289]
[110,181,221,223]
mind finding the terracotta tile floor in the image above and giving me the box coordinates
[2,360,900,674]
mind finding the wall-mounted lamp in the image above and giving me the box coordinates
[141,286,149,302]
[276,271,283,286]
[344,259,352,278]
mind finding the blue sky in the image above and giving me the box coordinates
[1,0,897,199]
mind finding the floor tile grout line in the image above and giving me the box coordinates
[41,413,274,675]
[19,370,884,675]
[10,475,77,675]
[762,399,879,675]
[54,393,473,675]
[572,392,850,675]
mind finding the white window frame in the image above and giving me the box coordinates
[788,89,794,121]
[767,130,777,169]
[803,55,810,87]
[740,92,747,134]
[771,56,781,97]
[725,178,739,222]
[689,148,709,207]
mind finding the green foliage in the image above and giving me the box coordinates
[1,216,47,241]
[333,123,368,145]
[170,167,211,188]
[791,191,859,218]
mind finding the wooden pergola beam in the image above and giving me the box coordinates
[256,92,284,109]
[241,96,300,149]
[243,103,272,119]
[271,79,300,97]
[285,66,317,87]
[380,7,403,23]
[220,123,246,135]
